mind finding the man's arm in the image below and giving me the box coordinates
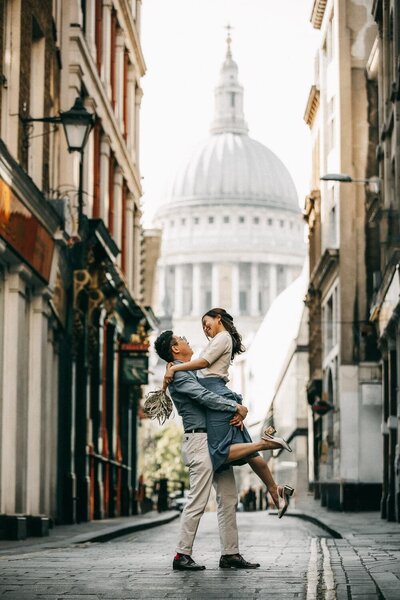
[171,371,247,418]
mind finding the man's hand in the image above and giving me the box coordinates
[163,362,176,387]
[236,404,248,419]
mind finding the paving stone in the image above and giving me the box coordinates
[0,513,399,599]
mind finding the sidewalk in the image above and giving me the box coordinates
[0,510,180,557]
[290,494,400,599]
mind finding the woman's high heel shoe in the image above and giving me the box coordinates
[277,485,295,519]
[261,426,292,452]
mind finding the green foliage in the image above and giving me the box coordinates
[142,423,189,490]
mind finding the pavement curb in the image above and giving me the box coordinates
[269,510,342,539]
[73,511,181,544]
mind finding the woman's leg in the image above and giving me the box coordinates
[226,439,282,463]
[247,455,279,507]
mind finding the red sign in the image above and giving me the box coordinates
[120,343,149,352]
[0,177,54,281]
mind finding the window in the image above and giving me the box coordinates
[181,218,186,225]
[280,220,284,228]
[325,296,333,351]
[239,216,245,223]
[268,218,273,226]
[95,0,103,72]
[170,220,174,227]
[208,216,214,224]
[230,92,235,107]
[323,286,338,357]
[253,217,259,224]
[81,0,87,33]
[329,206,337,247]
[193,217,199,225]
[326,98,335,152]
[223,216,230,224]
[324,12,334,63]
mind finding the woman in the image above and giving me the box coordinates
[164,307,294,518]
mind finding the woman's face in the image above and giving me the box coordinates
[202,315,221,338]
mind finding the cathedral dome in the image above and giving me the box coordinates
[166,132,299,211]
[162,29,299,213]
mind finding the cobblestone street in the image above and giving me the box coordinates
[1,511,398,600]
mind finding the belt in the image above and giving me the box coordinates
[184,428,207,434]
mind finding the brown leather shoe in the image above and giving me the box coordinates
[219,553,260,569]
[173,554,206,571]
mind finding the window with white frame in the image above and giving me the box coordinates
[323,285,338,358]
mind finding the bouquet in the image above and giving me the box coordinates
[143,389,174,425]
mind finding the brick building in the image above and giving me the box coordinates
[0,0,152,538]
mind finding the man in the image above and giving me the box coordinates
[154,330,260,571]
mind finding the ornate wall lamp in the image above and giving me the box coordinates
[22,97,95,232]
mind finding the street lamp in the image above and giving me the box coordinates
[320,173,380,194]
[22,97,95,232]
[60,98,94,154]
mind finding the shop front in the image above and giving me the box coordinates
[59,218,152,524]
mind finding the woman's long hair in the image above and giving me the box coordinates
[202,308,245,360]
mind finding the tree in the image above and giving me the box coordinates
[142,423,189,491]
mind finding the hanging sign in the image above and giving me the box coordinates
[121,349,149,385]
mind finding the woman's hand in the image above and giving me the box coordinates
[163,362,176,387]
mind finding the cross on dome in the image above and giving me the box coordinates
[210,25,249,135]
[225,23,233,58]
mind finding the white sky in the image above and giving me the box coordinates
[139,0,321,227]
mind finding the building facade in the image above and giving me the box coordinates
[304,0,382,511]
[369,0,400,522]
[0,0,151,538]
[153,35,305,349]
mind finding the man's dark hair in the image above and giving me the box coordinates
[154,330,174,362]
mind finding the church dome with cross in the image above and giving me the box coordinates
[154,32,305,347]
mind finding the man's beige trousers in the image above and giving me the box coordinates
[176,432,239,556]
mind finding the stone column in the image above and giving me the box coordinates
[125,192,135,292]
[211,263,219,307]
[134,85,143,166]
[115,32,125,129]
[26,292,48,515]
[127,67,136,156]
[231,263,239,315]
[85,0,96,59]
[157,264,167,314]
[192,263,201,316]
[113,167,123,257]
[100,135,111,226]
[133,205,141,299]
[269,264,278,306]
[286,266,293,288]
[0,265,30,514]
[174,264,183,318]
[101,0,112,99]
[250,263,259,316]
